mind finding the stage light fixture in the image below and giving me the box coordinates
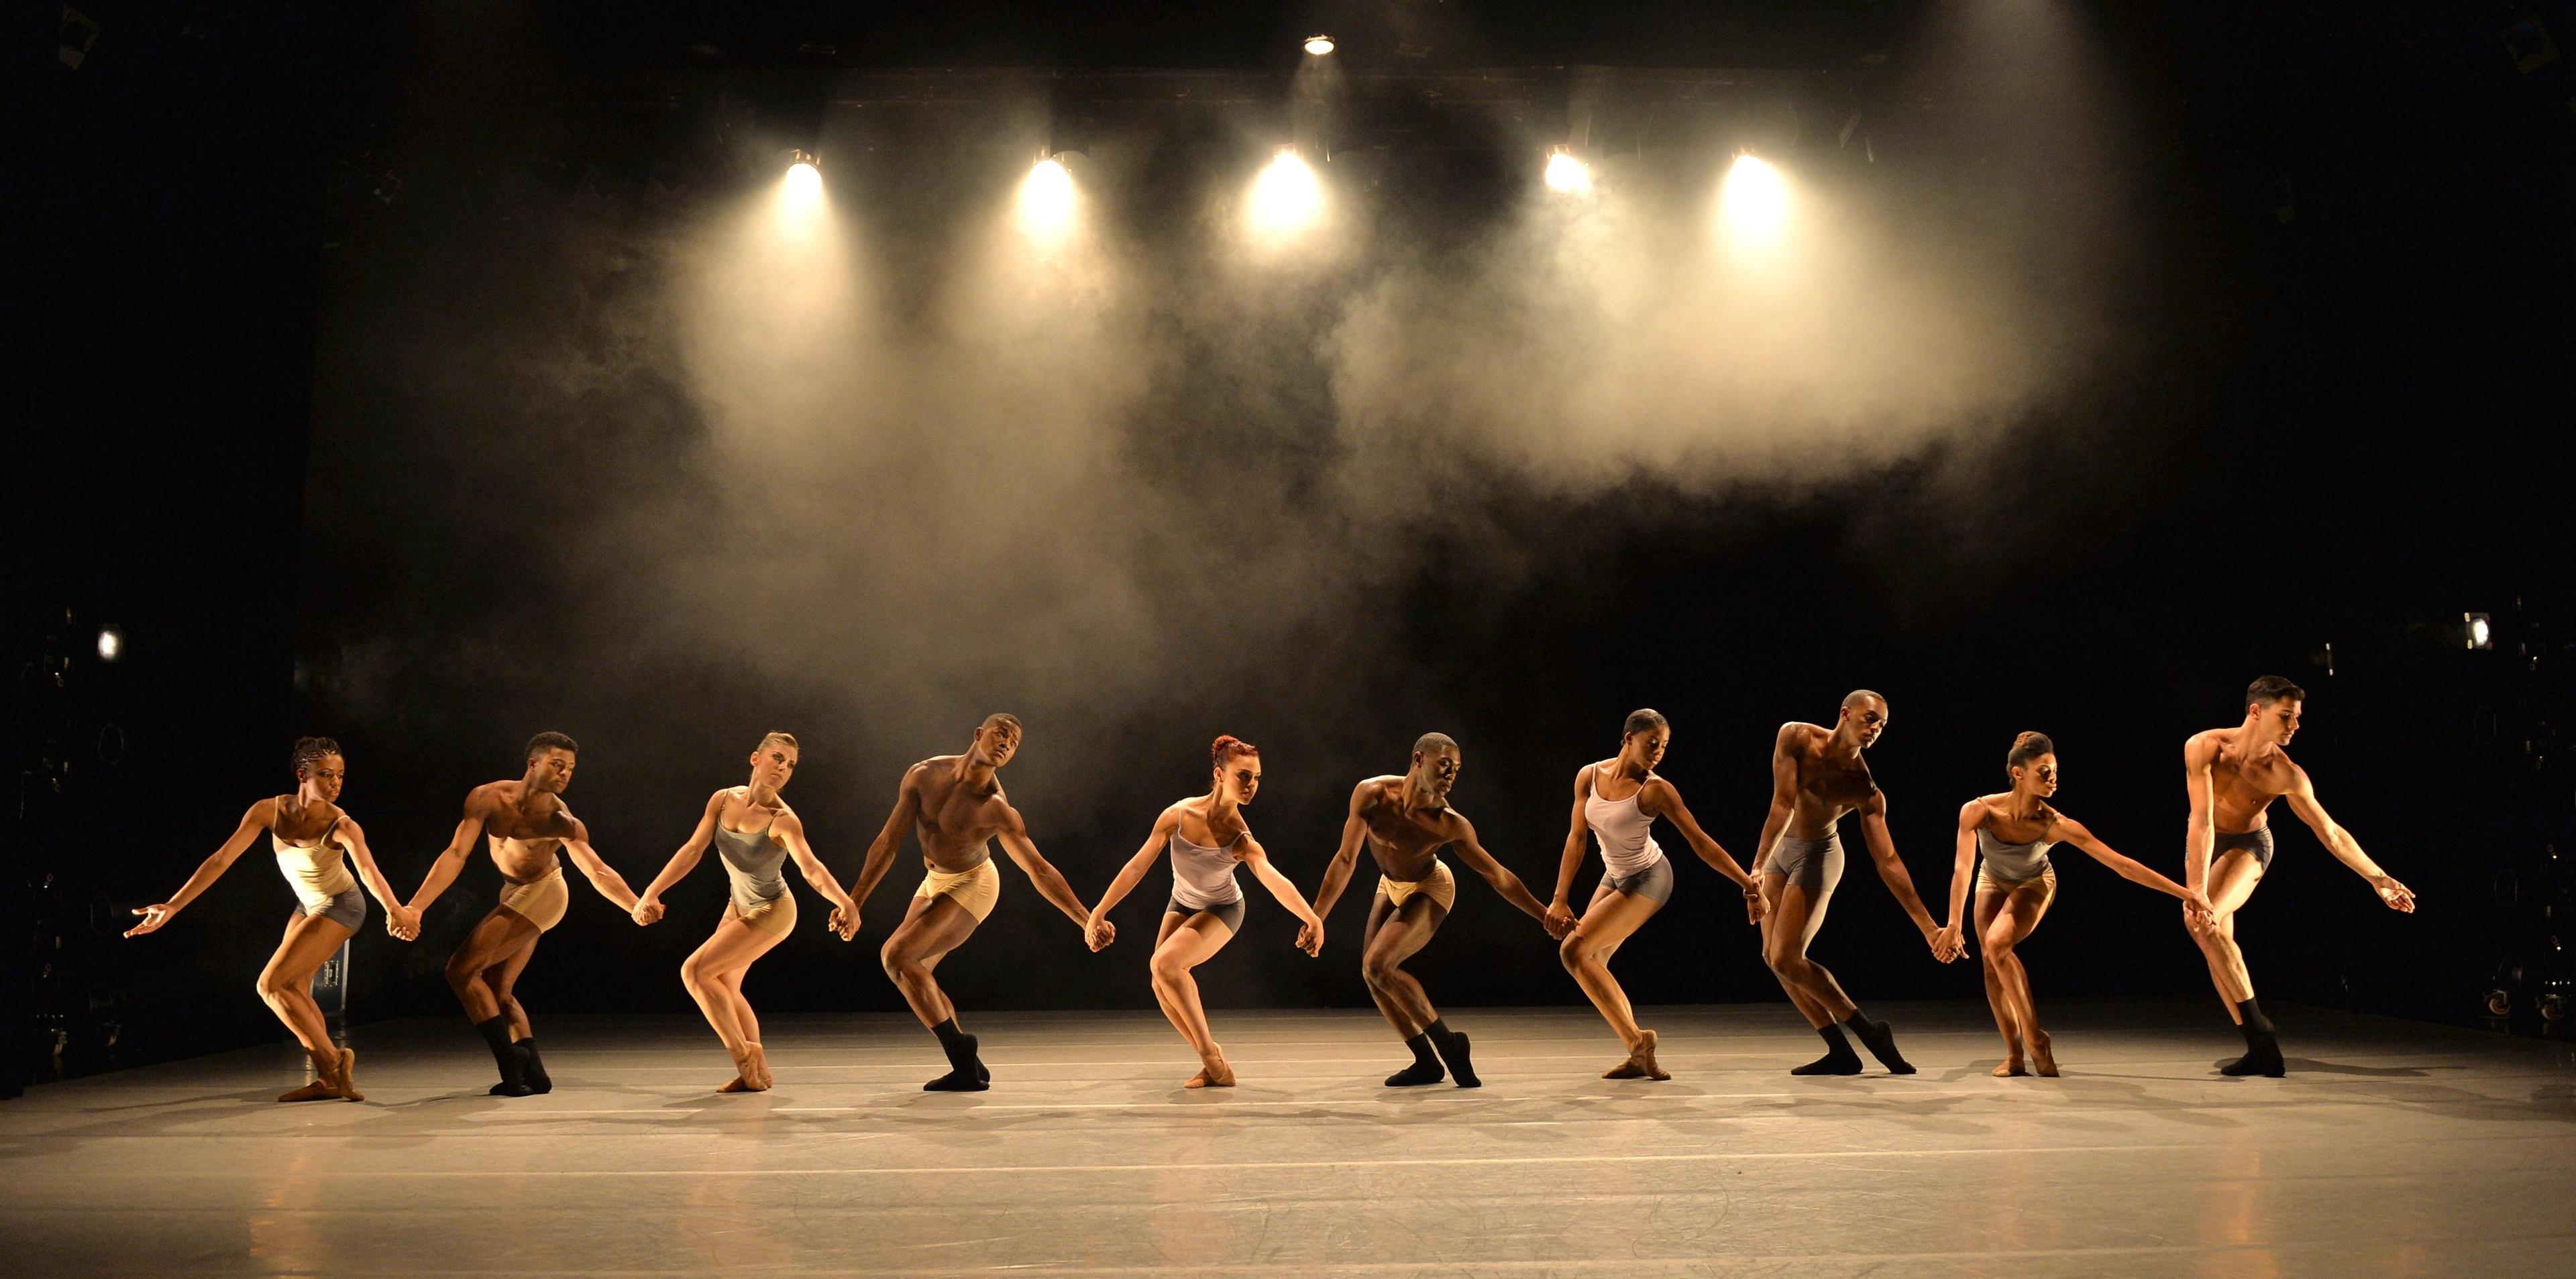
[1248,148,1323,241]
[2467,612,2494,651]
[1018,155,1077,242]
[1304,34,1335,56]
[1544,148,1593,194]
[1718,152,1791,250]
[95,626,122,662]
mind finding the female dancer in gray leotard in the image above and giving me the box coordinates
[125,737,416,1101]
[1087,736,1324,1088]
[633,732,859,1092]
[1937,732,2210,1076]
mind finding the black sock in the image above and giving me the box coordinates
[476,1016,531,1096]
[515,1038,551,1094]
[1386,1032,1446,1087]
[1842,1009,1917,1075]
[2236,997,2276,1035]
[1426,1019,1479,1089]
[1791,1024,1864,1076]
[924,1019,989,1092]
[2220,999,2286,1076]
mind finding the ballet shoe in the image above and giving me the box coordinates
[1385,1060,1446,1087]
[1619,1030,1671,1082]
[277,1078,338,1103]
[334,1048,365,1101]
[2029,1032,2059,1078]
[745,1043,774,1091]
[922,1068,989,1092]
[1431,1028,1480,1089]
[716,1076,754,1093]
[1992,1057,2029,1078]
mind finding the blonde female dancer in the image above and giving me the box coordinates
[1086,736,1324,1087]
[632,732,859,1091]
[1938,732,2211,1076]
[125,737,416,1101]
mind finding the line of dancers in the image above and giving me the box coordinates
[125,677,2415,1102]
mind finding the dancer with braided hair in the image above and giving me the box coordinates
[125,737,416,1101]
[1087,736,1324,1088]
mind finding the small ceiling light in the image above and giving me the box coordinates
[1544,148,1593,194]
[96,626,123,662]
[1304,34,1335,56]
[2466,612,2493,651]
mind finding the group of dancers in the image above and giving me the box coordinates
[125,677,2416,1103]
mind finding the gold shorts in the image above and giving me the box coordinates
[727,889,798,939]
[1376,859,1456,912]
[1976,866,2057,900]
[914,860,1000,924]
[498,866,569,932]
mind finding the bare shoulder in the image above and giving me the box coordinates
[1355,775,1401,808]
[2183,730,2226,763]
[1960,797,1994,826]
[463,781,512,814]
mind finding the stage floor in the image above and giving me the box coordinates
[2,1001,2569,1276]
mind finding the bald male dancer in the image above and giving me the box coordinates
[405,732,650,1095]
[1308,732,1556,1087]
[1755,692,1962,1075]
[845,714,1104,1091]
[2184,676,2415,1076]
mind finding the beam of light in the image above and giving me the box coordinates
[1018,156,1076,244]
[1304,34,1335,56]
[1717,153,1791,251]
[1544,149,1593,194]
[1247,148,1323,242]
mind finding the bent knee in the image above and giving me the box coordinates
[1982,931,2017,957]
[254,974,294,1002]
[1360,954,1402,987]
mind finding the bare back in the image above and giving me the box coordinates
[472,781,579,884]
[906,755,1015,873]
[2189,730,2300,836]
[1355,776,1468,881]
[1781,724,1878,839]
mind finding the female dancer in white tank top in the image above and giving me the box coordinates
[633,732,861,1092]
[1938,732,2210,1076]
[124,737,415,1101]
[1548,710,1766,1080]
[1088,736,1324,1087]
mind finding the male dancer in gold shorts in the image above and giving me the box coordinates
[845,714,1104,1091]
[405,732,649,1095]
[1307,732,1556,1087]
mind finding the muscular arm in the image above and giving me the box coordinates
[637,791,724,911]
[2284,767,2415,911]
[333,818,418,940]
[1944,801,1980,934]
[406,791,493,913]
[560,817,642,912]
[1646,779,1763,914]
[995,805,1094,928]
[1753,725,1802,880]
[1091,808,1179,927]
[125,800,274,936]
[1857,791,1943,943]
[1308,782,1376,922]
[2054,814,2203,907]
[845,767,924,913]
[1438,814,1550,923]
[1242,837,1324,954]
[2183,736,2220,895]
[771,811,859,936]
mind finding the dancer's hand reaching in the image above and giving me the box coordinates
[2181,887,2214,924]
[631,897,665,927]
[125,903,178,938]
[828,905,859,941]
[385,906,421,941]
[1928,924,1965,963]
[1294,918,1324,955]
[2372,874,2416,913]
[1085,915,1116,951]
[1544,900,1577,938]
[1741,882,1767,925]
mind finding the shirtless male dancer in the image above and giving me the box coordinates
[2184,676,2415,1076]
[1756,691,1962,1076]
[845,714,1104,1091]
[405,732,649,1095]
[1308,732,1555,1088]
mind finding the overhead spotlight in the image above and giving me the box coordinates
[95,626,123,662]
[2466,612,2494,651]
[1544,148,1593,194]
[1018,155,1077,242]
[1247,147,1322,241]
[776,148,825,222]
[1304,34,1335,56]
[1718,152,1791,250]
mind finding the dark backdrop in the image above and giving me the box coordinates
[11,1,2573,1080]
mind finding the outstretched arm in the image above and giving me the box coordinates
[405,792,492,914]
[845,767,923,920]
[2183,736,2219,897]
[1545,769,1593,938]
[1646,779,1763,924]
[1445,814,1550,924]
[1086,809,1179,951]
[1752,726,1801,884]
[1858,792,1957,960]
[560,817,643,913]
[2053,814,2209,916]
[635,791,724,926]
[1242,838,1323,956]
[772,811,860,940]
[334,818,419,940]
[1941,801,1980,948]
[996,806,1094,931]
[126,799,274,936]
[2284,767,2414,912]
[1308,782,1375,926]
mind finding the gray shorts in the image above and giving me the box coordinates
[2213,827,2275,874]
[1767,834,1846,897]
[1591,854,1674,906]
[296,885,366,933]
[1167,893,1246,935]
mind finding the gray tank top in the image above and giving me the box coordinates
[713,807,790,915]
[1976,824,2056,883]
[1169,828,1246,909]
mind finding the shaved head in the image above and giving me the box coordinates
[1412,731,1458,759]
[1842,689,1886,713]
